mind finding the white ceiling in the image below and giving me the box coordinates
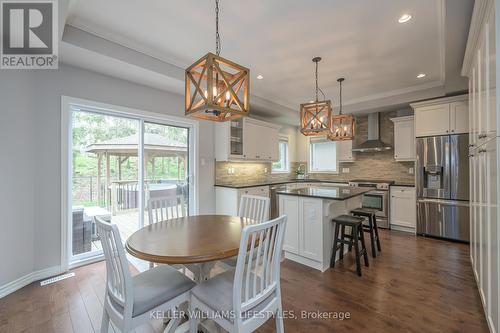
[63,0,473,119]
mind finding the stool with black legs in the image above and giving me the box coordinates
[330,215,369,277]
[350,208,381,258]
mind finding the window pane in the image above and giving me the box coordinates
[310,141,337,172]
[272,141,288,172]
[71,110,139,258]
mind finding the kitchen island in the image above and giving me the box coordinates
[277,186,372,272]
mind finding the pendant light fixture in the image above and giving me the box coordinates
[300,57,332,136]
[328,78,355,141]
[185,0,250,121]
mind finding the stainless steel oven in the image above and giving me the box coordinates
[362,190,388,219]
[349,179,393,229]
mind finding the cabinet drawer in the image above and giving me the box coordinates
[391,187,415,197]
[240,186,270,197]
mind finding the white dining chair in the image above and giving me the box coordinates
[147,194,187,270]
[221,195,271,269]
[96,217,195,333]
[238,195,270,223]
[148,194,187,225]
[189,215,287,333]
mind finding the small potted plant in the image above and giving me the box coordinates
[295,164,306,180]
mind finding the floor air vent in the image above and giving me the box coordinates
[40,272,75,286]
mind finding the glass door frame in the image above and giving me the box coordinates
[61,96,199,270]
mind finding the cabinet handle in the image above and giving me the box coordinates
[479,149,487,154]
[451,130,455,133]
[446,130,449,133]
[468,144,475,148]
[479,134,487,139]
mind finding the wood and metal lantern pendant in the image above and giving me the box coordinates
[328,78,355,141]
[185,52,249,121]
[300,57,332,136]
[185,0,249,122]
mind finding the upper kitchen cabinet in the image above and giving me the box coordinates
[337,140,356,162]
[411,95,469,137]
[390,116,415,161]
[215,117,281,161]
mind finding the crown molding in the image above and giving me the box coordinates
[461,0,494,76]
[409,93,468,109]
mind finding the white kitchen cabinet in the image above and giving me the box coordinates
[281,194,299,254]
[390,186,416,233]
[411,95,469,137]
[463,3,499,331]
[337,140,355,162]
[390,116,415,161]
[215,185,270,216]
[450,101,469,134]
[278,194,361,272]
[215,117,280,161]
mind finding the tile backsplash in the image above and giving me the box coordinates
[215,111,415,185]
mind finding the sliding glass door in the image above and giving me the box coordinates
[68,103,193,264]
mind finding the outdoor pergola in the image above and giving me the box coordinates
[85,133,188,210]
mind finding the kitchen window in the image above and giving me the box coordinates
[309,138,338,173]
[272,136,289,173]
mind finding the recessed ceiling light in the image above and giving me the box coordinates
[417,73,426,79]
[309,100,314,103]
[398,14,412,23]
[257,74,264,80]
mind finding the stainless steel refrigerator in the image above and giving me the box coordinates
[416,134,470,242]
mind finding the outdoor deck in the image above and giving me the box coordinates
[90,210,149,252]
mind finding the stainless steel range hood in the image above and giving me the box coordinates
[352,113,392,152]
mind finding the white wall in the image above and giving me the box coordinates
[0,64,215,286]
[0,72,36,286]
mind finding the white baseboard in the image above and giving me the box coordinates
[0,266,62,299]
[390,225,416,234]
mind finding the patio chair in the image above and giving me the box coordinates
[72,207,92,255]
[96,217,195,333]
[189,215,287,333]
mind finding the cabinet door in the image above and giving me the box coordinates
[415,104,450,137]
[279,195,299,254]
[264,126,280,161]
[485,138,498,330]
[390,187,416,228]
[486,15,497,141]
[299,198,323,261]
[243,120,261,159]
[337,140,355,162]
[450,101,469,134]
[479,143,488,303]
[394,120,415,160]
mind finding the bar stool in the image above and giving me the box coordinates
[330,215,369,276]
[350,208,381,258]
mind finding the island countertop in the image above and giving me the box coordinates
[276,186,372,201]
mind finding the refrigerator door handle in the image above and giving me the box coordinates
[417,198,470,207]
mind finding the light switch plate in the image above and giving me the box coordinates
[409,167,414,175]
[342,168,350,173]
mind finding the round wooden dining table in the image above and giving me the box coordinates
[125,214,256,282]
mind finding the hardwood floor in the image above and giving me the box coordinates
[0,230,488,333]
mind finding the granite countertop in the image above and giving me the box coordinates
[214,179,348,189]
[276,186,372,201]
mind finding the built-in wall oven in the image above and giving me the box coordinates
[349,179,394,229]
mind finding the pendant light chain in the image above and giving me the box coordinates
[315,61,319,102]
[339,79,343,115]
[215,0,221,56]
